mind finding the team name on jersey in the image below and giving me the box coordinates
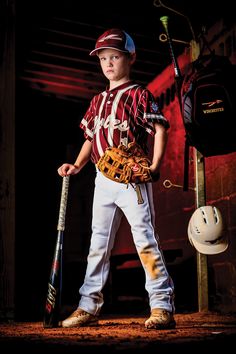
[94,114,129,134]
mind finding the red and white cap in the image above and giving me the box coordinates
[89,28,136,56]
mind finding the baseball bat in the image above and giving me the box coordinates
[160,16,189,191]
[160,16,182,79]
[43,175,70,328]
[160,16,183,103]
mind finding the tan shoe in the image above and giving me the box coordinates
[61,308,99,328]
[145,308,176,329]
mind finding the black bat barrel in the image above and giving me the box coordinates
[43,176,70,328]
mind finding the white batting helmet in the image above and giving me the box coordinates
[188,206,228,255]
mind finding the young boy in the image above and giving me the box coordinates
[57,28,176,329]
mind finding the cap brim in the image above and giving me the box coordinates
[89,46,129,56]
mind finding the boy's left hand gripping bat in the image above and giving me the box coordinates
[43,175,70,328]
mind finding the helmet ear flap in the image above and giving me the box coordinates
[187,206,228,255]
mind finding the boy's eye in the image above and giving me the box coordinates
[99,55,119,62]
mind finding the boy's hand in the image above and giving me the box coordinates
[57,163,80,177]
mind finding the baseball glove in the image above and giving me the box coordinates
[96,142,153,184]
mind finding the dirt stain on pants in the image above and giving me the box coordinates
[139,249,160,279]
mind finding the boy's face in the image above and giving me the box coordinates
[98,49,136,83]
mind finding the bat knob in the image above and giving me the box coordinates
[160,16,169,31]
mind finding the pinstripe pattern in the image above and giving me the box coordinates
[80,81,169,164]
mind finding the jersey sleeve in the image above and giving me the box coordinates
[136,89,170,135]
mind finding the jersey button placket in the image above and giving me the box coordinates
[107,94,113,105]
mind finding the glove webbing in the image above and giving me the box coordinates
[97,143,153,184]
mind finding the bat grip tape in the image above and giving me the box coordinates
[57,175,70,231]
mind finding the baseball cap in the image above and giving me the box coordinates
[89,28,135,56]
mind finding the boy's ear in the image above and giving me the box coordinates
[130,53,136,64]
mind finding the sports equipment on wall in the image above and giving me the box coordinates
[43,175,70,328]
[187,205,228,255]
[160,15,236,190]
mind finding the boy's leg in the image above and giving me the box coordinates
[62,171,123,327]
[117,182,175,328]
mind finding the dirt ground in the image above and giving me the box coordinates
[1,311,236,353]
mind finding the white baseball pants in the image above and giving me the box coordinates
[78,170,175,315]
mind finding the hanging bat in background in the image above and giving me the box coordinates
[43,175,70,328]
[160,16,183,100]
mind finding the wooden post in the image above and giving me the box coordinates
[191,41,209,312]
[194,150,209,311]
[0,0,16,320]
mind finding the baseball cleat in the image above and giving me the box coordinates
[61,308,99,328]
[145,308,176,329]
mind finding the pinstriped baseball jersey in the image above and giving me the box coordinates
[80,81,169,164]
